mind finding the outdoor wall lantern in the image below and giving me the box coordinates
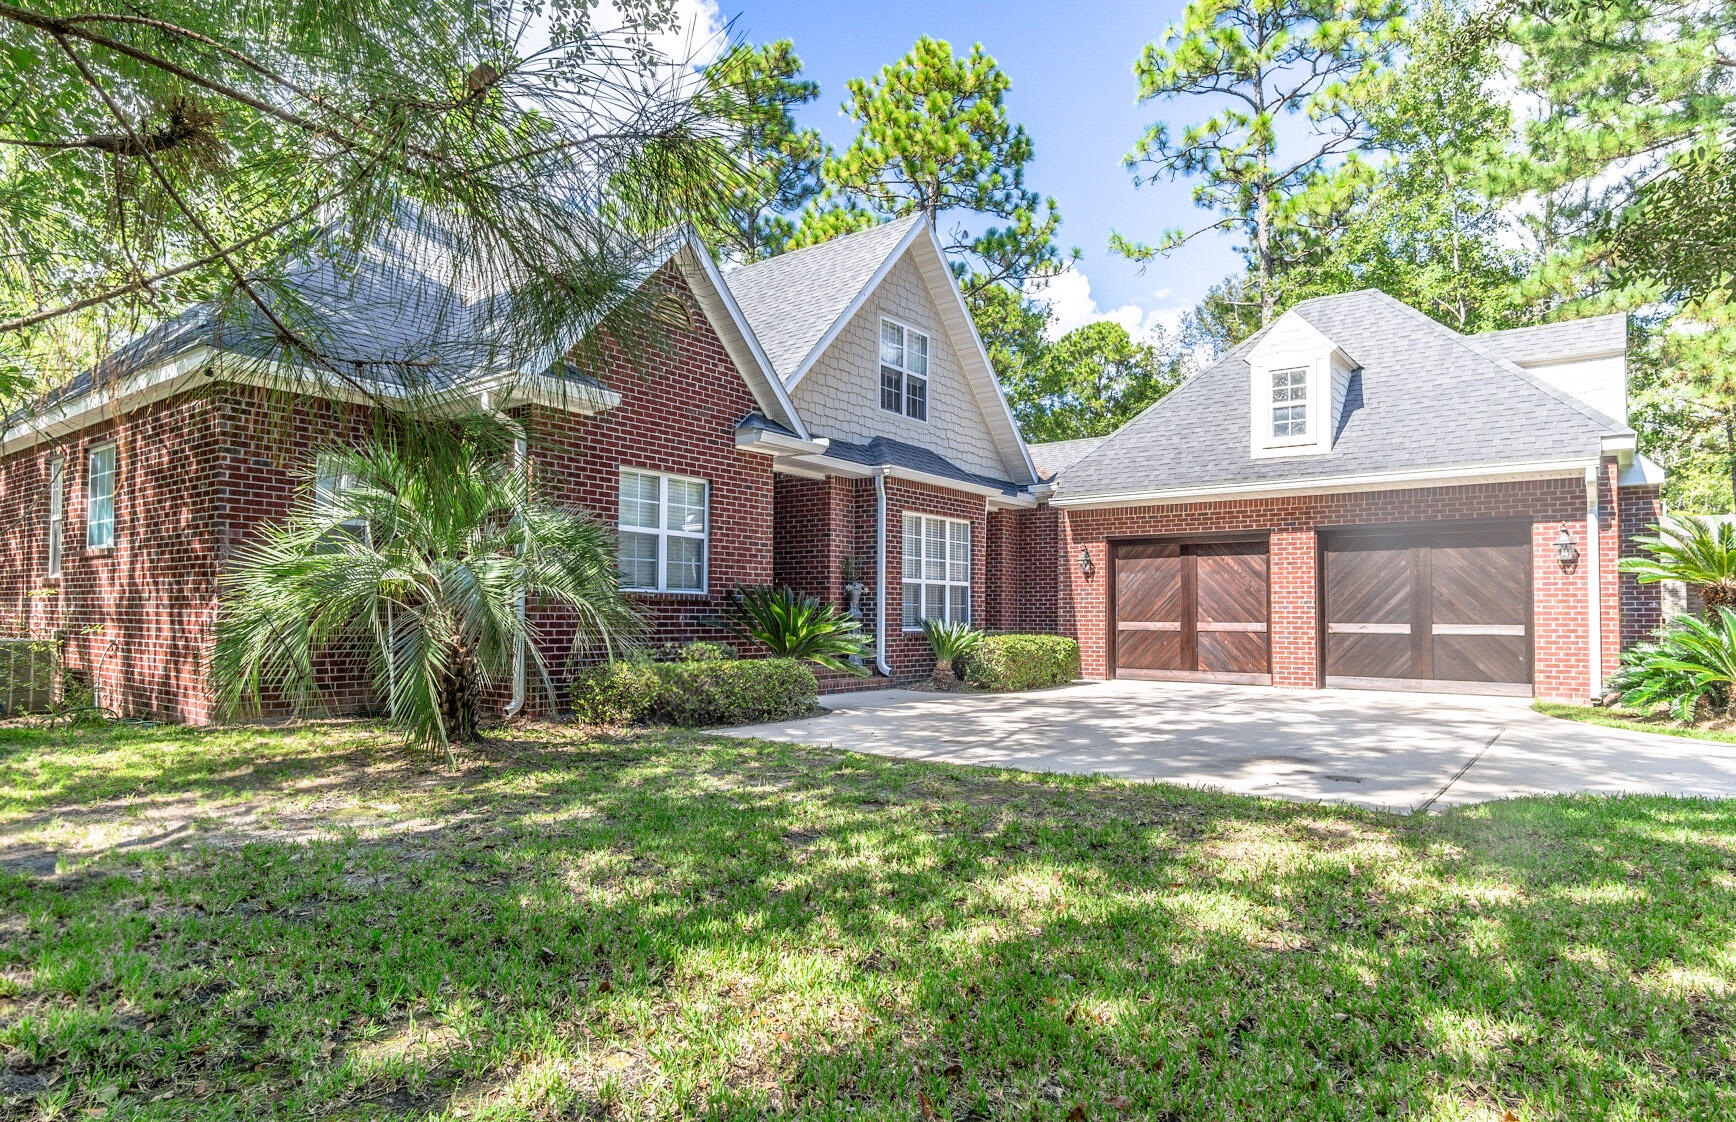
[1079,547,1096,578]
[1554,527,1579,565]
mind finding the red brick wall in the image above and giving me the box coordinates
[1620,483,1666,648]
[880,478,990,680]
[984,506,1061,634]
[1054,464,1645,702]
[0,395,228,721]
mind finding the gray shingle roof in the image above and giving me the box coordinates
[1027,436,1106,480]
[723,215,922,380]
[1053,289,1631,504]
[1475,313,1627,365]
[823,434,1021,496]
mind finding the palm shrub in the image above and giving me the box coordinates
[214,426,643,760]
[1621,516,1736,609]
[1608,608,1736,721]
[714,586,869,675]
[920,618,984,686]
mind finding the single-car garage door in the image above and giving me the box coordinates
[1321,522,1532,695]
[1112,538,1270,684]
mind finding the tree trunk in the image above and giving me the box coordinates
[933,657,954,686]
[437,633,481,749]
[1725,409,1735,512]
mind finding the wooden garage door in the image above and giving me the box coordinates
[1113,539,1270,684]
[1322,523,1531,695]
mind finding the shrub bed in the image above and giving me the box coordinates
[649,658,817,727]
[959,634,1080,692]
[572,655,817,727]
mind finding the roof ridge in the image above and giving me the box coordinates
[1312,290,1630,435]
[1474,311,1628,342]
[728,212,921,278]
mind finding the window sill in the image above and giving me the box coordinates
[83,546,116,556]
[623,588,710,598]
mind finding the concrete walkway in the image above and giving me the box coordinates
[718,679,1736,811]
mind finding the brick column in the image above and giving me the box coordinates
[1269,526,1318,688]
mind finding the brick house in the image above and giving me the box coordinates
[0,217,1662,722]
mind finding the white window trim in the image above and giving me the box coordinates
[617,468,709,595]
[1268,365,1310,444]
[46,456,64,577]
[901,513,971,631]
[85,441,116,550]
[879,316,930,423]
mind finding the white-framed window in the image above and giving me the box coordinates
[902,513,970,629]
[1270,367,1308,439]
[312,454,366,533]
[618,468,707,593]
[46,456,64,576]
[879,318,929,422]
[85,442,115,549]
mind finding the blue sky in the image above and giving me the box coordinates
[701,0,1244,340]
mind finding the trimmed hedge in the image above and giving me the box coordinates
[960,634,1080,692]
[571,655,816,727]
[649,658,817,727]
[569,656,657,725]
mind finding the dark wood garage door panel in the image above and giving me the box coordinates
[1194,542,1269,675]
[1114,544,1184,673]
[1323,523,1531,694]
[1113,539,1269,683]
[1323,539,1415,680]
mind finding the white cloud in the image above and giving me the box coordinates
[1028,267,1188,344]
[609,0,726,69]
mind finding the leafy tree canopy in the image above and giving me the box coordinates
[1009,320,1183,444]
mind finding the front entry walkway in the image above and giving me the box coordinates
[718,679,1736,811]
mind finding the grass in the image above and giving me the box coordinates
[2,721,1735,1120]
[1534,701,1736,745]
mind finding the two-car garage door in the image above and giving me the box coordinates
[1110,522,1533,695]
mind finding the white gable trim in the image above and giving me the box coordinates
[674,236,810,439]
[782,216,927,393]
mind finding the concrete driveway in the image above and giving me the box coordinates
[718,679,1736,811]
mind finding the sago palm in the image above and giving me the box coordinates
[714,587,870,675]
[214,427,642,759]
[920,618,983,685]
[1609,607,1736,721]
[1621,516,1736,609]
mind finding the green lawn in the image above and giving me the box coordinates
[1534,701,1736,745]
[3,722,1735,1120]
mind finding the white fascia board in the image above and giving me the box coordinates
[1051,458,1599,510]
[783,217,927,392]
[734,428,830,457]
[3,346,218,451]
[1601,432,1637,463]
[680,235,811,440]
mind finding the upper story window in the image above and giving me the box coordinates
[618,469,707,593]
[85,442,115,549]
[46,456,64,577]
[879,319,929,422]
[1270,367,1308,439]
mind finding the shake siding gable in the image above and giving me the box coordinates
[789,252,1008,480]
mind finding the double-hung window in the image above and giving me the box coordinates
[85,442,115,549]
[902,513,970,629]
[1270,367,1308,439]
[313,454,367,537]
[618,469,707,592]
[46,457,64,576]
[879,319,929,421]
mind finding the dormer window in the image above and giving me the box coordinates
[880,319,928,422]
[1270,367,1308,439]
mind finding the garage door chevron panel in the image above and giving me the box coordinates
[1113,538,1269,684]
[1323,522,1531,695]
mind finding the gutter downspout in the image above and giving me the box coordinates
[504,434,529,719]
[873,468,893,678]
[1585,463,1603,701]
